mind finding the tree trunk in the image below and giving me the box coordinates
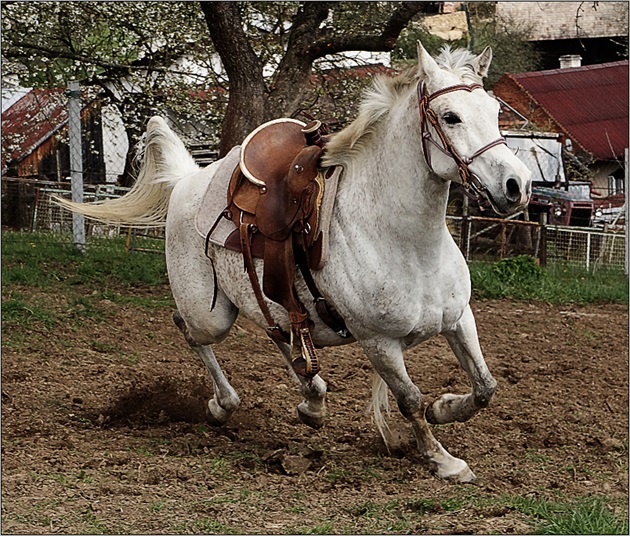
[200,2,267,156]
[264,2,334,120]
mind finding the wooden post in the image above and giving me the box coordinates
[540,213,547,267]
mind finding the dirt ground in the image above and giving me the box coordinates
[2,284,628,534]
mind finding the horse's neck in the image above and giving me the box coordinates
[334,114,450,249]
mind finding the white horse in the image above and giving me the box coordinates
[58,42,531,482]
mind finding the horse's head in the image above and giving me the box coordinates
[416,41,531,215]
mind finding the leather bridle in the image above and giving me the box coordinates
[417,80,507,199]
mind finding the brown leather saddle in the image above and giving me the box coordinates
[211,118,349,379]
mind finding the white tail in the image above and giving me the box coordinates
[53,117,199,226]
[368,372,392,449]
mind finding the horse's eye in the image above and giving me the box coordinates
[442,112,462,125]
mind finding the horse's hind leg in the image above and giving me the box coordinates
[273,339,327,429]
[172,293,241,426]
[426,305,497,425]
[363,337,475,482]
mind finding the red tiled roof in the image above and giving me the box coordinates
[508,61,628,160]
[1,88,67,171]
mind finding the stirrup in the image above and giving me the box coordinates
[290,326,319,379]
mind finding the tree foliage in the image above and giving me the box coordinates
[2,2,539,170]
[2,1,224,163]
[2,1,431,160]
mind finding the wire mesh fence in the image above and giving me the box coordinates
[449,216,544,262]
[545,226,626,272]
[448,215,627,272]
[2,178,165,254]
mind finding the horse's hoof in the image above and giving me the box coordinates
[436,459,476,483]
[297,403,325,429]
[425,403,439,424]
[425,393,464,424]
[206,398,231,426]
[447,466,476,483]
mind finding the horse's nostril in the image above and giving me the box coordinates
[505,178,521,203]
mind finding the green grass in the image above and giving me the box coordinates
[2,232,169,334]
[511,495,629,534]
[299,521,336,534]
[178,518,239,534]
[470,255,628,303]
[329,492,629,535]
[2,232,167,288]
[2,294,57,328]
[4,233,626,305]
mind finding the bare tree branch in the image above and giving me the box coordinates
[309,2,428,57]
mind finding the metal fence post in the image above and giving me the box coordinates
[67,81,85,253]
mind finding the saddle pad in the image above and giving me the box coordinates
[195,146,343,270]
[195,145,241,247]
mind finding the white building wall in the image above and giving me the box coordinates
[496,2,628,41]
[101,104,129,183]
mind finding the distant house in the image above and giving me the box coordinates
[493,60,629,201]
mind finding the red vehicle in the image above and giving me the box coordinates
[527,182,594,226]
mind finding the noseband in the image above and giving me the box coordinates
[417,80,507,198]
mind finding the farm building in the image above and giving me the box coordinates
[1,86,129,183]
[492,59,628,209]
[1,85,130,229]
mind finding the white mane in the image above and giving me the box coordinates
[323,46,483,166]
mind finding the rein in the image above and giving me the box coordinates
[417,80,506,199]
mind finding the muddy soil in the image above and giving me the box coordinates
[2,286,628,534]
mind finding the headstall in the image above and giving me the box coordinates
[417,80,507,199]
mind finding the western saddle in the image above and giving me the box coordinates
[215,118,349,379]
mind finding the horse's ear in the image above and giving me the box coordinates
[472,46,493,78]
[416,40,439,80]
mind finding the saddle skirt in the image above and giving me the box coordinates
[195,144,342,270]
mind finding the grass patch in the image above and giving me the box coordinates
[511,495,628,534]
[67,296,108,321]
[2,231,171,336]
[299,521,336,534]
[2,232,167,288]
[2,295,57,328]
[181,518,239,534]
[99,290,175,308]
[79,511,111,534]
[470,255,628,303]
[5,233,626,305]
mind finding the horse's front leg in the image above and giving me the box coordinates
[362,338,475,482]
[426,305,497,424]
